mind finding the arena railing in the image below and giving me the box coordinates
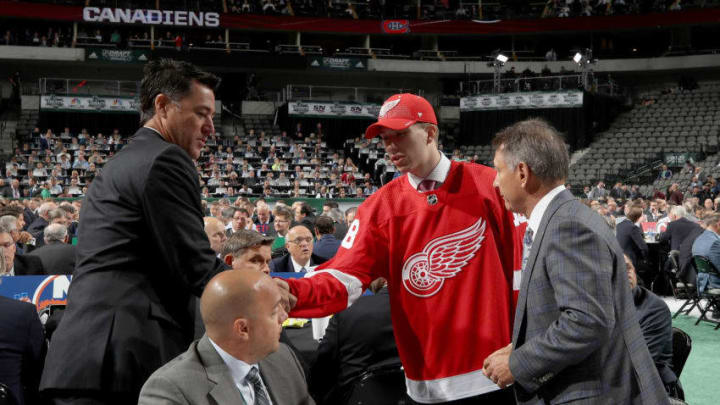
[39,78,139,97]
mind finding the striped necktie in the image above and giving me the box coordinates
[246,367,271,405]
[522,227,534,271]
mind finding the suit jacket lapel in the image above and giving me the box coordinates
[513,190,575,344]
[259,352,282,404]
[197,335,247,404]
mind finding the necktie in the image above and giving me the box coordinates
[522,227,534,271]
[417,179,437,192]
[299,266,307,274]
[246,367,271,405]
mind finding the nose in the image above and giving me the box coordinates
[492,173,499,188]
[278,307,288,325]
[205,116,215,135]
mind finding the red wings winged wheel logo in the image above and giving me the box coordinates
[401,219,486,298]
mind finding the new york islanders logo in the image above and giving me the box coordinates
[402,219,486,297]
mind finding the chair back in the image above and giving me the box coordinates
[671,327,692,378]
[344,362,408,405]
[692,256,720,276]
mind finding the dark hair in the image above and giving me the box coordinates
[492,118,569,184]
[323,201,339,209]
[299,203,314,216]
[627,206,643,223]
[314,215,335,235]
[139,59,220,125]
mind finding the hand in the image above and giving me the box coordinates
[274,278,297,313]
[18,231,33,244]
[483,343,514,389]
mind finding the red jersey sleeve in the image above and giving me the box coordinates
[287,201,389,318]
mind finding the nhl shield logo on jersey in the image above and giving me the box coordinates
[401,219,486,297]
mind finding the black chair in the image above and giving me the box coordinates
[344,362,408,405]
[665,250,691,299]
[671,327,692,378]
[0,382,17,405]
[690,256,720,329]
[673,257,701,319]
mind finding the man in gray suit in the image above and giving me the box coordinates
[483,119,669,404]
[139,270,315,405]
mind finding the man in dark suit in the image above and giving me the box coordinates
[28,223,76,275]
[253,202,276,236]
[269,225,326,273]
[677,223,705,284]
[616,205,649,269]
[484,119,669,404]
[138,269,314,405]
[311,277,399,405]
[41,59,227,405]
[27,178,43,198]
[659,205,700,252]
[0,296,45,405]
[313,215,342,261]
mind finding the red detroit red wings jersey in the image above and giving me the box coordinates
[287,161,524,403]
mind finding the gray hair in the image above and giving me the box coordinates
[221,229,274,257]
[38,202,56,217]
[48,208,66,222]
[0,215,18,233]
[671,205,687,219]
[327,208,344,224]
[221,206,236,221]
[44,223,68,244]
[492,118,569,183]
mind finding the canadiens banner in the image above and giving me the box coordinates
[40,95,140,113]
[460,91,583,111]
[288,101,380,119]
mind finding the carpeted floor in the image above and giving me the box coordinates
[666,298,720,405]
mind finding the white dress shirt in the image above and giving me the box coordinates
[208,337,273,405]
[526,184,567,243]
[290,256,316,273]
[407,153,451,191]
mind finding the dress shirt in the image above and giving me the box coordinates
[291,256,316,273]
[526,184,567,243]
[208,337,273,405]
[407,153,451,191]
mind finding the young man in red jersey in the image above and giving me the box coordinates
[277,93,525,404]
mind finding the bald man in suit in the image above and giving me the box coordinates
[139,270,314,405]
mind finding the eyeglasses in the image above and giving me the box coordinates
[288,237,313,245]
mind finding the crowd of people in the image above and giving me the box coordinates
[0,58,692,405]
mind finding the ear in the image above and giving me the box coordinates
[233,318,250,340]
[425,125,438,145]
[154,94,171,119]
[224,254,234,267]
[516,162,530,187]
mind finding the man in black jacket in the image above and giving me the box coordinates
[0,296,45,405]
[659,205,700,252]
[310,278,399,405]
[41,59,227,405]
[616,205,649,270]
[28,223,76,275]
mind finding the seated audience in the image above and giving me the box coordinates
[222,229,274,274]
[312,215,341,261]
[139,270,314,405]
[0,295,45,405]
[28,223,76,275]
[269,225,326,273]
[311,277,399,405]
[691,212,720,293]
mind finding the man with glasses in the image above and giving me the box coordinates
[271,206,293,251]
[269,225,326,273]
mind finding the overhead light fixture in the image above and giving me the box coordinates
[496,53,508,63]
[573,52,583,64]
